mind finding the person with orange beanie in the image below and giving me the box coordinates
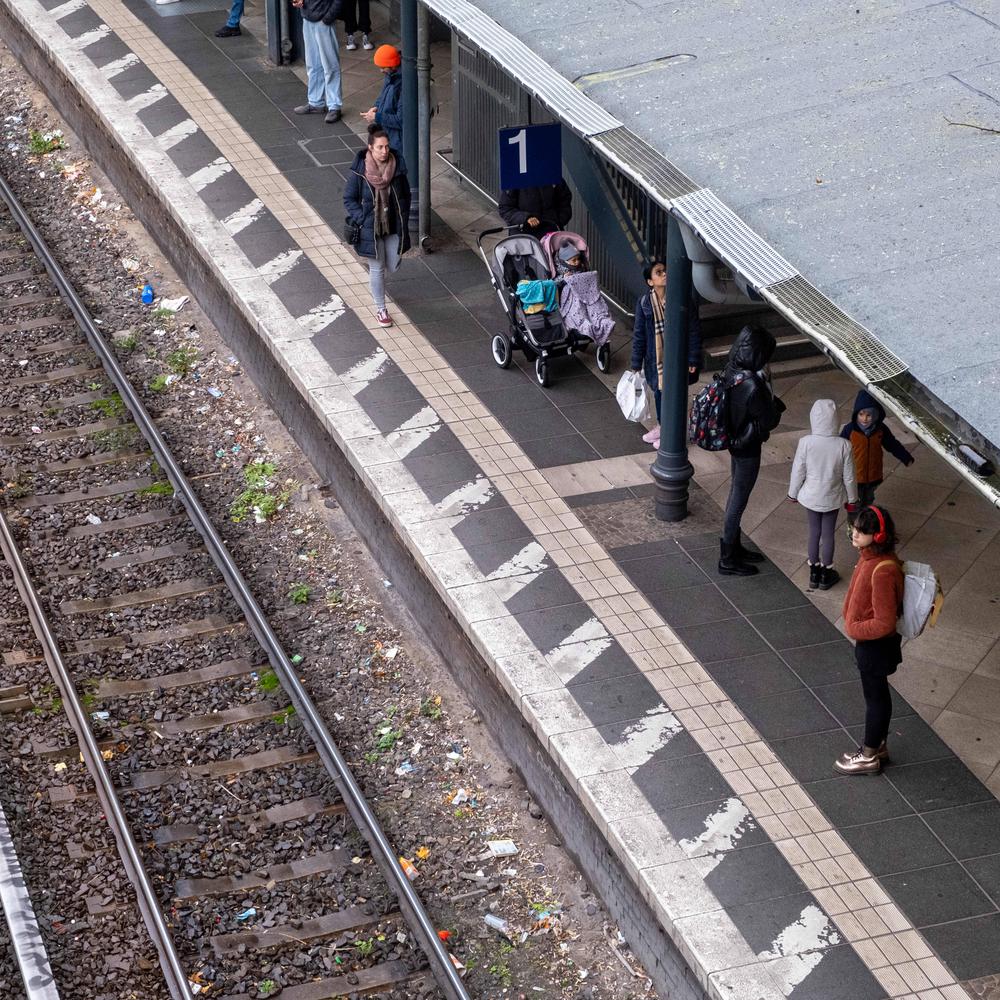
[361,45,403,153]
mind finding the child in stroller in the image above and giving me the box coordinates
[541,232,613,373]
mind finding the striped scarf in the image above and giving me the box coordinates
[650,291,665,390]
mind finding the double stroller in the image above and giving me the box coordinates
[476,227,614,388]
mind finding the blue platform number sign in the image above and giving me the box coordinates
[498,122,563,190]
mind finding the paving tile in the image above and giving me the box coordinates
[944,673,1000,723]
[542,373,610,405]
[569,673,664,727]
[675,618,770,664]
[812,678,915,728]
[494,404,575,443]
[749,605,844,650]
[846,713,954,767]
[403,448,482,490]
[608,811,686,878]
[475,383,553,416]
[889,657,971,711]
[501,570,583,616]
[463,535,548,578]
[632,753,734,814]
[520,432,602,469]
[889,757,995,813]
[704,842,806,908]
[806,775,914,827]
[597,714,696,768]
[779,944,887,1000]
[930,709,1000,770]
[922,800,1000,860]
[618,550,709,592]
[566,486,637,508]
[704,651,805,702]
[779,639,860,687]
[362,395,435,436]
[582,425,650,460]
[921,912,1000,981]
[561,642,641,687]
[648,583,741,628]
[739,688,839,741]
[772,730,858,784]
[716,572,811,615]
[839,815,952,875]
[514,602,601,655]
[167,129,223,174]
[720,890,834,955]
[658,796,768,857]
[451,506,534,551]
[610,538,686,563]
[880,863,996,927]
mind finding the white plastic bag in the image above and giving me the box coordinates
[616,371,655,423]
[899,561,942,640]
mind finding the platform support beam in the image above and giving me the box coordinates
[401,0,419,228]
[416,1,431,249]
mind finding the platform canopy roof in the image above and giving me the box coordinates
[443,0,1000,455]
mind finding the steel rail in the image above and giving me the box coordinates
[0,174,470,1000]
[0,799,62,1000]
[0,509,194,1000]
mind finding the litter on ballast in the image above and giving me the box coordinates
[395,761,416,776]
[159,295,188,313]
[91,711,110,723]
[483,913,511,938]
[486,839,518,858]
[85,514,102,525]
[235,907,257,922]
[206,387,223,398]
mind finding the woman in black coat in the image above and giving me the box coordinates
[343,124,411,327]
[718,324,785,576]
[498,181,572,238]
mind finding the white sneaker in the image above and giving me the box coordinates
[362,33,374,50]
[346,33,357,50]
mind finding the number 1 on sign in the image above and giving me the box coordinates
[508,129,527,174]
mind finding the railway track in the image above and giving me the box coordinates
[0,170,469,1000]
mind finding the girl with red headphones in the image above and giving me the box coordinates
[835,505,904,775]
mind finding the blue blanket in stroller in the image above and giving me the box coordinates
[515,279,559,314]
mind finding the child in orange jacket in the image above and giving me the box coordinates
[840,390,913,508]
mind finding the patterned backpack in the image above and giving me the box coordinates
[688,372,745,451]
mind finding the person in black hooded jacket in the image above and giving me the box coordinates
[498,182,572,238]
[719,325,785,576]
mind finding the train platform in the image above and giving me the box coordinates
[2,1,1000,998]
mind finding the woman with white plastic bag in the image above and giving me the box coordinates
[629,259,702,448]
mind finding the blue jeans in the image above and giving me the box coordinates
[225,0,243,27]
[368,233,401,309]
[302,19,342,110]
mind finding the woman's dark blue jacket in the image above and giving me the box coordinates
[374,69,403,154]
[343,148,412,259]
[629,288,702,391]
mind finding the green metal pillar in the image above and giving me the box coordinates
[400,0,418,211]
[650,215,694,521]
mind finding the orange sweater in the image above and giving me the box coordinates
[843,547,903,642]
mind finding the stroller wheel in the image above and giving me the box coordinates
[534,356,550,388]
[597,342,611,373]
[492,332,512,369]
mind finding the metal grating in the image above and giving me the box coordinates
[764,275,909,383]
[672,189,798,288]
[424,0,622,136]
[592,127,700,207]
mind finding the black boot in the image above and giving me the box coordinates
[719,540,759,577]
[735,532,764,564]
[808,562,821,589]
[818,565,840,590]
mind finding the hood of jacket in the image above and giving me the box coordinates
[849,388,886,434]
[350,148,408,179]
[809,398,839,437]
[726,324,776,372]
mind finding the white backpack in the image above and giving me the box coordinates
[878,559,943,640]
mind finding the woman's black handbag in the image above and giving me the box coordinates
[344,217,361,246]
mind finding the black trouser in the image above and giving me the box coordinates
[343,0,371,33]
[723,449,761,545]
[855,633,901,748]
